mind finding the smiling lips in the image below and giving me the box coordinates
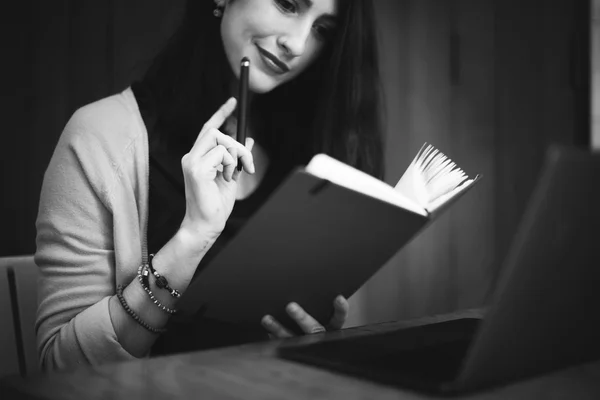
[256,46,290,75]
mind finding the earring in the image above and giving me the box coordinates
[213,0,225,18]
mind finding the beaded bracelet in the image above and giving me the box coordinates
[148,254,181,298]
[137,264,177,315]
[116,284,167,335]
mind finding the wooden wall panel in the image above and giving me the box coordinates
[493,0,579,291]
[595,0,600,149]
[451,0,495,309]
[398,0,456,320]
[361,0,461,324]
[347,0,412,326]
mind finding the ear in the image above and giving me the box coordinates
[213,0,226,18]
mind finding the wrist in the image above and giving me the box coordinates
[147,228,217,296]
[174,224,219,258]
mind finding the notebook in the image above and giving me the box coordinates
[176,144,480,333]
[277,146,600,394]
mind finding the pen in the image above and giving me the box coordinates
[237,57,250,171]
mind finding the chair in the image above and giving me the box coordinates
[0,255,39,378]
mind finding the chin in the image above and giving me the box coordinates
[249,70,284,94]
[250,83,276,94]
[249,80,279,94]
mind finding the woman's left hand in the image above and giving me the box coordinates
[261,295,349,338]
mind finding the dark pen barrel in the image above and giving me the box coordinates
[237,57,250,171]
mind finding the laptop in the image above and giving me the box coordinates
[277,146,600,395]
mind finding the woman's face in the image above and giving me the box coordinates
[221,0,338,94]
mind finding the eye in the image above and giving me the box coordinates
[275,0,298,13]
[313,23,334,42]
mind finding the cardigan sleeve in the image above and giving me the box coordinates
[35,108,138,371]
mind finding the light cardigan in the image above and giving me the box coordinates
[35,88,151,370]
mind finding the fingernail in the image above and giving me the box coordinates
[287,302,299,313]
[262,315,272,326]
[311,326,326,334]
[336,296,344,305]
[246,137,255,151]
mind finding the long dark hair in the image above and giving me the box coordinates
[141,0,384,179]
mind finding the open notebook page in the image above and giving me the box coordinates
[394,144,476,212]
[305,154,427,216]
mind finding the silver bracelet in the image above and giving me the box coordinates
[137,264,178,315]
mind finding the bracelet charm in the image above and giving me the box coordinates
[137,264,177,315]
[148,254,182,298]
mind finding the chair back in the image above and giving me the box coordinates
[0,255,39,378]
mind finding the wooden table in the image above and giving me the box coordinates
[2,310,600,400]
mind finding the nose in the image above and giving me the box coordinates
[277,19,313,58]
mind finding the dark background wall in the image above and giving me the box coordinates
[593,0,600,147]
[0,0,590,326]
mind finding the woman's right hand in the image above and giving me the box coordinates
[180,97,255,241]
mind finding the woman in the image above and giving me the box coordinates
[35,0,384,370]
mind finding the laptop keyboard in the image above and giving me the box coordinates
[279,318,480,386]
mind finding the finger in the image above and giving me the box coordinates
[193,128,255,174]
[232,165,241,182]
[231,154,245,181]
[231,137,253,181]
[232,138,255,181]
[193,127,239,156]
[224,145,239,181]
[202,97,237,132]
[328,295,349,330]
[261,315,294,338]
[237,137,255,174]
[203,145,236,182]
[286,302,326,334]
[246,137,255,152]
